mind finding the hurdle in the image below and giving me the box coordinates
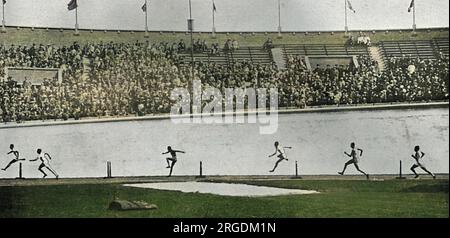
[396,160,406,179]
[105,161,112,179]
[292,161,302,179]
[15,162,25,180]
[195,161,205,178]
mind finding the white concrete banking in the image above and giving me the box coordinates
[124,182,319,197]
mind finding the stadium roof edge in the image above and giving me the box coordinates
[2,25,449,34]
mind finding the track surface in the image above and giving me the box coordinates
[0,174,447,187]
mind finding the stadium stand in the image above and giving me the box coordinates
[0,30,448,123]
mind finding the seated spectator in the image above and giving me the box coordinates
[201,40,208,52]
[224,39,232,52]
[210,43,220,55]
[345,36,355,46]
[177,39,186,52]
[232,39,239,51]
[263,38,274,50]
[356,35,371,46]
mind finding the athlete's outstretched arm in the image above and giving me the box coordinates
[7,151,13,155]
[44,153,52,160]
[344,151,351,157]
[358,148,363,156]
[174,150,185,153]
[421,152,425,158]
[29,157,39,162]
[269,148,277,157]
[284,146,292,149]
[162,151,169,155]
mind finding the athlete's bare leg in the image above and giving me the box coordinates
[46,166,59,179]
[338,160,353,175]
[2,160,17,171]
[354,163,369,179]
[2,159,22,171]
[411,164,419,178]
[168,161,176,177]
[38,164,48,178]
[166,158,174,168]
[420,167,436,179]
[269,157,285,173]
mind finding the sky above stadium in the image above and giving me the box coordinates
[2,0,449,32]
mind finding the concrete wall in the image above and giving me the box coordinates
[0,107,448,178]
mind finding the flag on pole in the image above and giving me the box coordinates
[213,2,217,12]
[2,0,6,5]
[142,3,147,12]
[347,0,356,13]
[408,0,415,12]
[67,0,77,11]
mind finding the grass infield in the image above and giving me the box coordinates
[0,179,447,218]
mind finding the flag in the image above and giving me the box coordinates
[67,0,77,11]
[2,0,6,5]
[347,0,356,13]
[408,0,415,12]
[213,2,217,12]
[142,3,147,12]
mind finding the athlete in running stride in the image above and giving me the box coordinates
[338,142,369,179]
[268,141,292,173]
[162,146,185,177]
[410,145,436,179]
[29,149,59,179]
[2,144,26,171]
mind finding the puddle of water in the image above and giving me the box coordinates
[124,182,319,197]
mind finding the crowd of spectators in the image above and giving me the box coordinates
[346,35,372,47]
[0,40,448,123]
[193,39,208,53]
[210,43,221,55]
[224,39,239,52]
[1,41,182,122]
[173,39,220,55]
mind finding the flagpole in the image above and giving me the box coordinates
[145,0,149,37]
[344,0,348,35]
[212,0,216,38]
[1,2,5,33]
[277,0,282,38]
[412,2,416,32]
[188,0,194,81]
[74,2,79,35]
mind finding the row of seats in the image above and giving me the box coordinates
[180,47,272,66]
[432,38,449,57]
[280,44,369,59]
[179,39,448,67]
[180,44,369,67]
[380,38,449,60]
[228,47,272,65]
